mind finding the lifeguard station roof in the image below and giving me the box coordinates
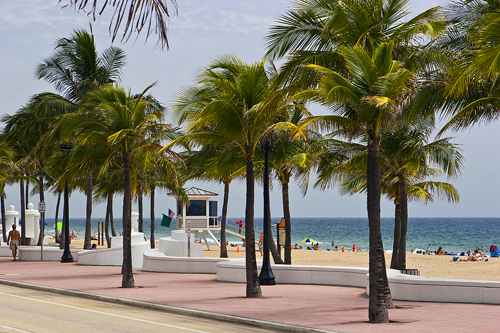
[167,187,218,197]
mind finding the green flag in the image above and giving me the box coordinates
[161,214,172,227]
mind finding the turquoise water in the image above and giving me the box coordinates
[62,217,500,254]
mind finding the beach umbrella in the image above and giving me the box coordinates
[302,238,315,244]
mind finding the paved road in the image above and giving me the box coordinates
[0,285,274,333]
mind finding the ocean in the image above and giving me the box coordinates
[57,216,500,254]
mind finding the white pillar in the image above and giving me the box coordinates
[131,212,139,233]
[5,205,20,231]
[25,203,40,244]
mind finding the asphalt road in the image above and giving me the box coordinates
[0,285,274,333]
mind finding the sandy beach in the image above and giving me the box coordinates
[55,237,500,282]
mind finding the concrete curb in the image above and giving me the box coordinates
[0,278,335,333]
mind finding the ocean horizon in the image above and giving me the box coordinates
[42,216,500,255]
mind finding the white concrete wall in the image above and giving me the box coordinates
[17,246,79,261]
[142,249,232,273]
[77,243,149,268]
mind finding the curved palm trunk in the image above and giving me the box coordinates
[84,172,92,249]
[397,176,408,270]
[138,192,143,233]
[107,194,116,237]
[150,185,155,249]
[105,193,112,248]
[245,156,262,298]
[268,215,283,264]
[20,179,26,245]
[37,171,45,246]
[367,136,390,323]
[390,197,401,269]
[54,188,62,243]
[1,194,6,242]
[282,180,291,264]
[122,155,135,288]
[220,181,229,258]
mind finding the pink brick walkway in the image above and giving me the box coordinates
[1,258,499,332]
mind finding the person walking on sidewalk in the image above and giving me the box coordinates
[7,224,21,261]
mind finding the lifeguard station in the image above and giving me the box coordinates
[168,187,220,249]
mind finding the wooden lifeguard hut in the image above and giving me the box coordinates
[167,187,220,249]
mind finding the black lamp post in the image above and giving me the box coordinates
[259,134,276,285]
[61,145,73,263]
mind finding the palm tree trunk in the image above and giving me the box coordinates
[268,218,284,264]
[220,181,229,258]
[122,155,135,288]
[110,194,116,237]
[84,171,92,249]
[138,192,143,233]
[20,179,26,245]
[25,179,29,209]
[1,194,6,243]
[105,193,112,248]
[150,185,155,249]
[282,180,292,264]
[37,171,45,246]
[54,188,61,243]
[390,197,401,269]
[367,136,390,323]
[245,156,262,298]
[397,176,408,270]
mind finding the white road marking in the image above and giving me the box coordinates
[0,326,31,333]
[0,291,209,333]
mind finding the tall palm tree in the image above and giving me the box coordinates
[169,54,303,298]
[299,41,413,322]
[267,104,316,264]
[60,0,178,49]
[36,28,126,249]
[63,84,170,288]
[379,116,463,269]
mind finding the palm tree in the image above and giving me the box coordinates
[434,1,500,136]
[63,84,170,288]
[265,0,447,89]
[0,143,14,242]
[36,28,126,249]
[299,41,414,322]
[336,118,463,270]
[267,104,316,264]
[379,117,463,269]
[60,0,178,49]
[181,144,245,258]
[170,54,303,298]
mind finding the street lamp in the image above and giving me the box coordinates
[61,144,73,263]
[259,134,276,285]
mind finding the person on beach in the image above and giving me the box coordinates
[490,245,499,257]
[7,224,20,260]
[314,242,320,250]
[437,247,445,255]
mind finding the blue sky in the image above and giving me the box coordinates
[0,0,498,219]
